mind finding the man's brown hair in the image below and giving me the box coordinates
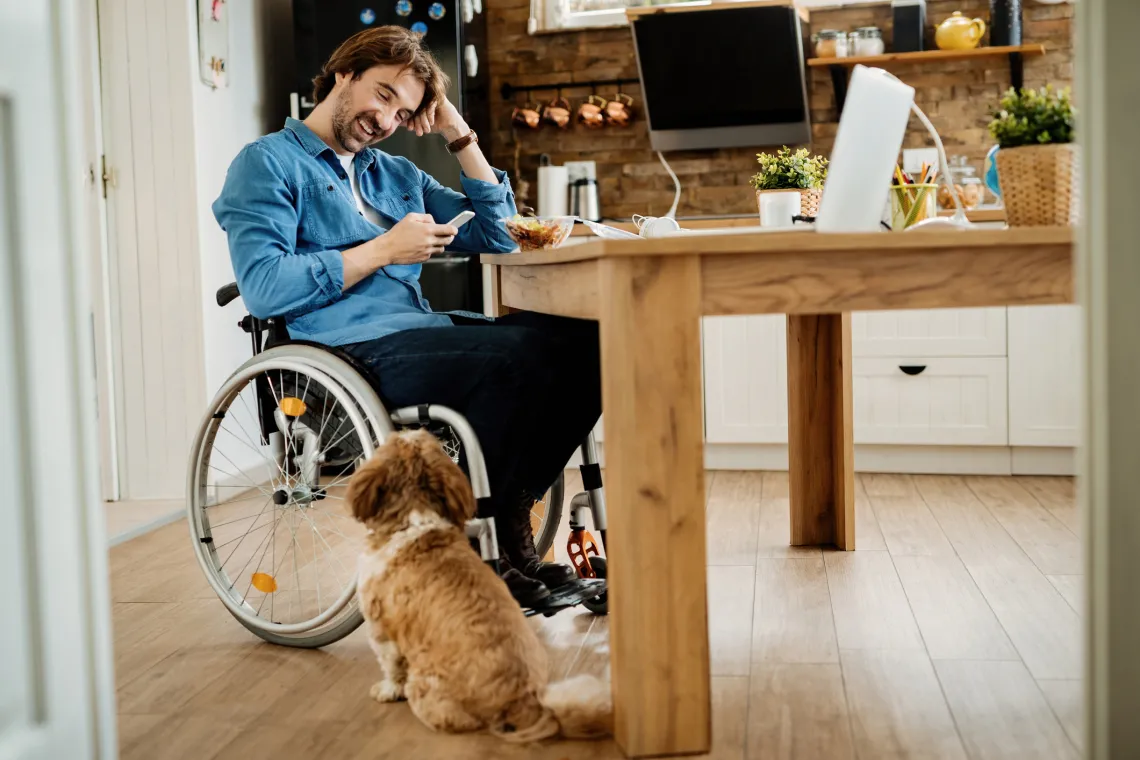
[311,26,450,115]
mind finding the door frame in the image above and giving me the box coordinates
[79,0,120,502]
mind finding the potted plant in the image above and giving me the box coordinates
[749,147,828,226]
[987,85,1077,226]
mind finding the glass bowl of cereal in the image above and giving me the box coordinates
[500,215,576,251]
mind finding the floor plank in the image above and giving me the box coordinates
[1016,476,1079,535]
[966,476,1081,576]
[860,473,917,498]
[841,649,968,760]
[934,660,1079,760]
[915,476,1082,680]
[870,495,956,557]
[1037,679,1084,753]
[752,558,838,664]
[748,663,855,760]
[894,555,1019,661]
[708,565,755,676]
[706,472,762,566]
[1047,574,1083,615]
[853,479,888,552]
[825,551,924,651]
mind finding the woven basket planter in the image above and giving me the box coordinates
[755,187,822,218]
[995,144,1079,226]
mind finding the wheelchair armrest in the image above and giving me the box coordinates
[216,281,240,308]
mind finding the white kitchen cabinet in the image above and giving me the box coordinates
[853,358,1009,445]
[853,308,1006,357]
[1008,305,1081,447]
[703,315,788,443]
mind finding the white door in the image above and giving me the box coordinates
[97,0,206,500]
[703,315,789,443]
[1008,305,1081,447]
[0,2,118,759]
[853,307,1007,357]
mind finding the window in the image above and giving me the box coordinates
[534,0,863,33]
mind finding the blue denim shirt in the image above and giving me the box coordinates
[212,118,517,346]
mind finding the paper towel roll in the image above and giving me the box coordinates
[537,165,569,217]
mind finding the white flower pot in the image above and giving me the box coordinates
[757,190,801,228]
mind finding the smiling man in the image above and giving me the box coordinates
[213,27,601,607]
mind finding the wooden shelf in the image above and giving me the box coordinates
[807,44,1046,68]
[813,44,1046,113]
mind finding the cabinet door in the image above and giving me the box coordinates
[703,315,788,443]
[853,358,1009,445]
[1008,305,1080,447]
[853,308,1006,357]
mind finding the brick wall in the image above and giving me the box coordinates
[485,0,1073,220]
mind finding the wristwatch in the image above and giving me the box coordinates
[445,130,478,154]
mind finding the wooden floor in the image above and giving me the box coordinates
[111,471,1083,760]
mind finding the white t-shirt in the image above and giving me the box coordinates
[337,153,390,231]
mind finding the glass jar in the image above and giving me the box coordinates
[851,26,884,56]
[813,29,845,58]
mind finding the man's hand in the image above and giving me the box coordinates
[405,98,468,143]
[373,213,457,265]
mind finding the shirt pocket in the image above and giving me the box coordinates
[373,182,425,222]
[300,180,362,248]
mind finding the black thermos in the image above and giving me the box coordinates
[891,0,926,52]
[989,0,1022,46]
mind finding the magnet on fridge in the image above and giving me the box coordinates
[411,20,428,35]
[360,7,376,23]
[395,0,412,16]
[429,2,445,19]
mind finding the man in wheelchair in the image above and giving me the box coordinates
[212,26,600,607]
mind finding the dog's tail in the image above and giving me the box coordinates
[490,675,613,744]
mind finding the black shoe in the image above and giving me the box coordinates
[499,489,578,589]
[501,567,551,607]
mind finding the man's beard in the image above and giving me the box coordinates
[331,91,376,153]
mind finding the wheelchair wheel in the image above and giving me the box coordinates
[423,424,564,560]
[187,346,392,648]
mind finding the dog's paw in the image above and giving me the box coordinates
[370,679,406,703]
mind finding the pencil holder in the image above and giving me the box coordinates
[889,183,938,230]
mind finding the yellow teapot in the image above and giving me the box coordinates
[935,11,987,50]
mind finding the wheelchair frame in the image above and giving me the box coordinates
[189,283,609,647]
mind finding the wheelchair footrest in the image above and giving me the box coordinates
[523,578,606,618]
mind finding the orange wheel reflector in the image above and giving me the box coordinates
[251,572,278,593]
[279,397,306,417]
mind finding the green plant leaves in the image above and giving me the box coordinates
[987,85,1075,149]
[749,146,829,191]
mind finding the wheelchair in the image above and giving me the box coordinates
[186,282,609,648]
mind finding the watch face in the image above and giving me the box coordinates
[428,2,445,19]
[395,0,412,16]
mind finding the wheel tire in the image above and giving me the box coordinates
[581,556,608,615]
[533,473,564,559]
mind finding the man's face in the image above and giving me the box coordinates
[330,65,426,153]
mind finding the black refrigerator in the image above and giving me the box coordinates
[291,0,492,312]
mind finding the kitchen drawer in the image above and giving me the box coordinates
[853,308,1006,357]
[853,357,1008,446]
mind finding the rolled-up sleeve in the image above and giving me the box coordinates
[419,164,518,254]
[212,143,345,320]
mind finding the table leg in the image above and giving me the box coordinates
[786,313,855,549]
[598,255,711,757]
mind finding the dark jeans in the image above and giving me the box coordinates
[342,312,601,526]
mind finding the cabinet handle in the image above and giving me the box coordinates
[899,365,927,376]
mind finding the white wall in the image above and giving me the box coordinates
[189,0,294,394]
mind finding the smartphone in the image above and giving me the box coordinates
[446,210,476,229]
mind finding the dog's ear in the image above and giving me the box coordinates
[413,430,477,525]
[346,436,416,523]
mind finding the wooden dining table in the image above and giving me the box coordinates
[481,226,1074,758]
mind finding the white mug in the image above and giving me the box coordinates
[758,191,801,228]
